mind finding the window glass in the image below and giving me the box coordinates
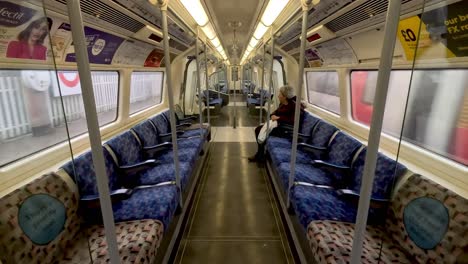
[306,71,340,114]
[129,72,163,114]
[0,70,118,166]
[350,69,468,166]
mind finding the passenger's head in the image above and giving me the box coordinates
[278,85,294,104]
[18,17,51,45]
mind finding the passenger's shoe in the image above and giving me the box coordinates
[248,154,258,162]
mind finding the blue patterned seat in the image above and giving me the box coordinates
[161,110,210,140]
[132,120,203,161]
[289,148,407,230]
[84,184,179,230]
[105,131,194,190]
[273,132,362,192]
[150,113,209,145]
[61,149,180,230]
[267,120,338,163]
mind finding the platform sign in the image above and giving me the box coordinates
[52,71,82,97]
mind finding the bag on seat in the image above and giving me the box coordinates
[258,120,278,144]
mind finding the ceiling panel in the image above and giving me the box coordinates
[203,0,266,62]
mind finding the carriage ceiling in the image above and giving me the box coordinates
[202,0,267,64]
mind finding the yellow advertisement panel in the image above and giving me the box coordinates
[398,1,468,60]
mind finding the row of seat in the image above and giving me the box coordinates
[265,111,467,263]
[0,109,210,263]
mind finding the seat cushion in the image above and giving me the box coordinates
[62,220,163,264]
[266,136,292,150]
[277,162,334,191]
[290,185,358,229]
[154,148,199,168]
[269,147,315,165]
[138,162,193,191]
[308,221,413,263]
[84,184,180,230]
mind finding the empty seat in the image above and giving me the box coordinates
[290,149,406,229]
[131,119,204,161]
[0,172,163,264]
[308,174,467,263]
[276,132,362,190]
[62,149,180,229]
[161,109,210,140]
[105,130,194,190]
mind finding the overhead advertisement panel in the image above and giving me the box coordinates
[112,39,155,66]
[0,1,69,62]
[398,1,468,60]
[65,27,125,64]
[313,38,357,65]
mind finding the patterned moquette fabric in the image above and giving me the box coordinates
[385,174,467,263]
[0,172,164,264]
[0,173,81,263]
[308,220,413,263]
[307,174,468,263]
[60,220,163,264]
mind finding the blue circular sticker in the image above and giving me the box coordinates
[403,197,449,250]
[18,194,66,245]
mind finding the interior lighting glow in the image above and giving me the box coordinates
[249,37,259,48]
[180,0,209,26]
[202,22,216,39]
[261,0,289,26]
[210,37,221,47]
[253,22,268,40]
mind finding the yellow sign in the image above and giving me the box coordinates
[398,16,456,60]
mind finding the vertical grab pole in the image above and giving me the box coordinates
[287,0,311,207]
[195,29,203,136]
[204,43,211,123]
[157,0,183,206]
[66,1,120,263]
[351,0,401,262]
[265,30,275,141]
[233,64,237,128]
[260,43,266,125]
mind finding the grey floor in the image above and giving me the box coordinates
[175,97,293,263]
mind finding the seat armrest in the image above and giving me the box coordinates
[176,123,192,129]
[297,143,327,157]
[160,131,185,142]
[120,159,158,175]
[179,116,197,122]
[143,142,173,156]
[81,188,132,208]
[311,160,350,175]
[337,189,390,208]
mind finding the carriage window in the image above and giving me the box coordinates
[305,71,340,115]
[129,72,164,115]
[350,69,468,166]
[0,70,119,167]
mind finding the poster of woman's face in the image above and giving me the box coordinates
[0,1,53,61]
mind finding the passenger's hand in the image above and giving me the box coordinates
[271,115,279,121]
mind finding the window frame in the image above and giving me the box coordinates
[0,69,120,168]
[128,71,165,116]
[349,68,468,167]
[305,70,341,115]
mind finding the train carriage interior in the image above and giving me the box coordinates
[0,0,467,263]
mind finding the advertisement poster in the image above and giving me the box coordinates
[0,1,50,61]
[305,48,323,67]
[398,1,468,60]
[314,38,357,65]
[65,27,124,64]
[112,39,155,66]
[144,48,165,67]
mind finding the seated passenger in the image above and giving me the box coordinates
[248,85,303,162]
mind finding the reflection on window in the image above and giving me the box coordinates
[129,72,163,114]
[350,69,468,166]
[306,71,340,114]
[0,70,119,167]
